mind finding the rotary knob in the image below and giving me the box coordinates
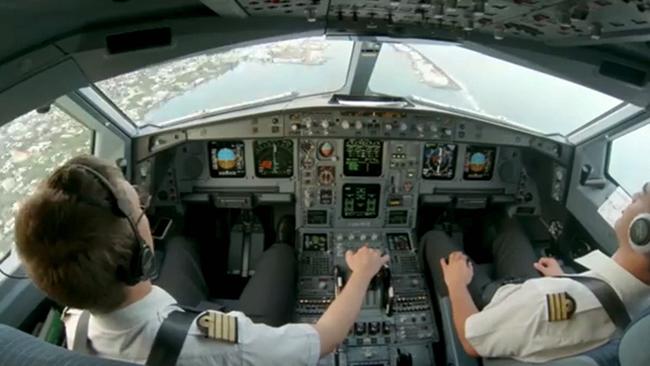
[355,120,363,130]
[371,233,378,240]
[416,124,425,132]
[341,120,350,130]
[430,125,438,132]
[321,120,330,129]
[399,122,408,132]
[360,234,367,241]
[348,234,355,241]
[291,123,300,131]
[385,124,393,131]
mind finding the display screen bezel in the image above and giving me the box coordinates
[463,145,497,181]
[208,140,246,178]
[253,139,294,178]
[343,139,384,177]
[302,233,328,252]
[341,183,381,219]
[422,143,458,180]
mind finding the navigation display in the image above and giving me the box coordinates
[463,145,496,180]
[208,141,246,178]
[253,139,294,178]
[343,139,383,177]
[422,143,457,180]
[342,184,380,219]
[303,233,328,252]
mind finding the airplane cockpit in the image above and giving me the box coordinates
[2,1,650,366]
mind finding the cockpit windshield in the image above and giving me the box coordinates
[97,38,354,127]
[96,37,623,136]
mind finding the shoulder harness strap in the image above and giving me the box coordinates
[72,310,92,355]
[561,275,631,330]
[146,310,197,366]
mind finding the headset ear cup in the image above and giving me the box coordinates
[629,214,650,254]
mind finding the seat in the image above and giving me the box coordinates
[0,324,136,366]
[618,309,650,366]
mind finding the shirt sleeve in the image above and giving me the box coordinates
[239,319,321,366]
[181,311,321,366]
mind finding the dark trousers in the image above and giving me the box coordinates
[423,218,539,308]
[238,243,297,327]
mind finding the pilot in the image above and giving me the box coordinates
[14,155,390,365]
[423,188,650,363]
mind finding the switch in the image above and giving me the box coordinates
[382,321,391,335]
[354,322,367,336]
[368,321,380,335]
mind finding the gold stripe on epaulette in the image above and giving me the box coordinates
[546,292,576,322]
[197,310,239,344]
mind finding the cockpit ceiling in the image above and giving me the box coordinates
[4,0,650,64]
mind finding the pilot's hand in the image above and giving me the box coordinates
[345,245,390,281]
[440,251,474,288]
[534,257,564,277]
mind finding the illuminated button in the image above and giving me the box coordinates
[291,123,300,131]
[341,120,350,129]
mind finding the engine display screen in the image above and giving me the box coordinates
[342,184,380,219]
[208,141,246,178]
[303,234,328,252]
[343,139,383,177]
[253,139,294,178]
[463,146,496,180]
[422,143,457,180]
[387,233,411,251]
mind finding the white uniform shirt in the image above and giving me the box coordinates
[465,250,650,363]
[63,286,321,365]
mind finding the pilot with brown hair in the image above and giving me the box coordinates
[14,155,389,365]
[424,187,650,362]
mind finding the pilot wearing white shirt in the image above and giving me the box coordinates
[14,155,390,365]
[424,185,650,363]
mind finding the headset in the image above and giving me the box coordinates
[628,182,650,255]
[68,163,157,286]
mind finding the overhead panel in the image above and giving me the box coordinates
[233,0,650,45]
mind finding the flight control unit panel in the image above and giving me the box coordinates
[138,107,557,366]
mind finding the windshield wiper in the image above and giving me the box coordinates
[141,91,300,129]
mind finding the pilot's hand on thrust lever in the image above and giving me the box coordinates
[345,245,390,281]
[440,251,474,288]
[534,257,564,277]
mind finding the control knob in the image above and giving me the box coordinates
[416,124,425,133]
[430,125,438,132]
[360,234,367,241]
[291,123,300,131]
[385,124,393,131]
[348,234,355,241]
[341,120,350,130]
[371,233,378,240]
[399,122,408,132]
[304,118,313,128]
[355,120,363,130]
[321,120,330,129]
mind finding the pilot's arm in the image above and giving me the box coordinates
[440,252,480,357]
[313,246,389,356]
